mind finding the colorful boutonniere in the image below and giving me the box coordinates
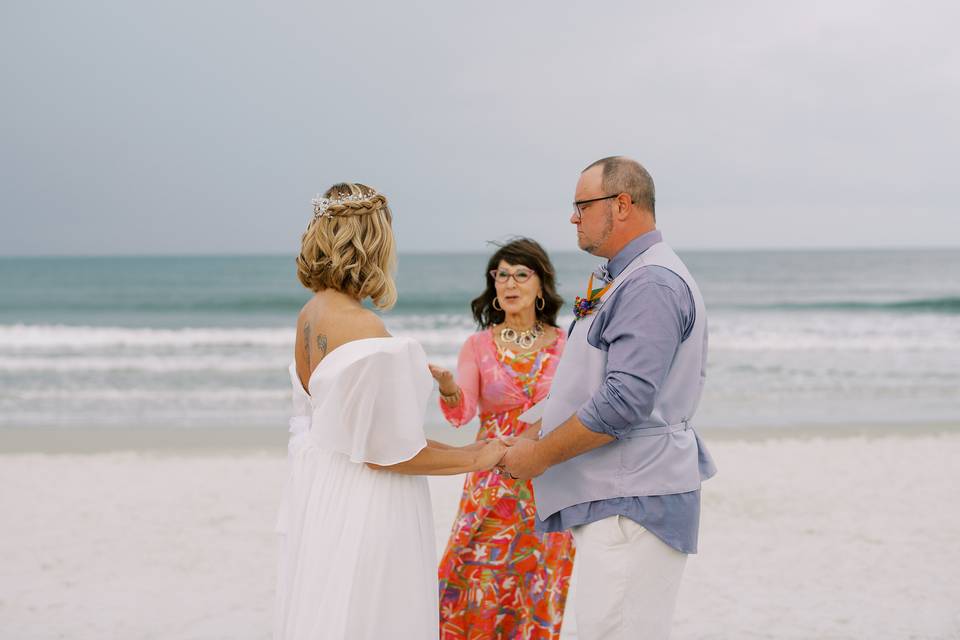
[573,274,611,320]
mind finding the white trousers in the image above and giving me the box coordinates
[569,515,687,640]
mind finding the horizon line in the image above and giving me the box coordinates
[1,244,959,260]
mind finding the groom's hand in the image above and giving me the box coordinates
[500,438,548,481]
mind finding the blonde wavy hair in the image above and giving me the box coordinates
[296,182,398,310]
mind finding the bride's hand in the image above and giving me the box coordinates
[473,439,507,472]
[460,439,490,452]
[462,436,509,452]
[428,363,458,396]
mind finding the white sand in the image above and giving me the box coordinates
[2,433,959,639]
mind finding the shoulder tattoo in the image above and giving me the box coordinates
[317,334,328,357]
[303,322,312,368]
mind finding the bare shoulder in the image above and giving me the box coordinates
[296,303,312,328]
[296,293,391,363]
[293,305,313,389]
[297,294,322,327]
[346,307,391,340]
[296,300,320,346]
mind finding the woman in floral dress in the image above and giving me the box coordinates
[429,238,576,639]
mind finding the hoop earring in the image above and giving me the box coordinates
[493,298,503,311]
[536,295,545,311]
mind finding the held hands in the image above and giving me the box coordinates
[473,439,508,472]
[464,435,548,481]
[457,430,549,479]
[496,437,547,481]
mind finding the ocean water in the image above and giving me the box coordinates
[1,249,958,434]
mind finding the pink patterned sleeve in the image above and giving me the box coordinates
[439,334,481,427]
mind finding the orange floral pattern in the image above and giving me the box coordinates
[438,332,575,639]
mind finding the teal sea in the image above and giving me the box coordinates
[1,249,958,433]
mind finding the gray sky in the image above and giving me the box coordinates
[2,1,958,256]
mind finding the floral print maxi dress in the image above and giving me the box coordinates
[438,329,575,639]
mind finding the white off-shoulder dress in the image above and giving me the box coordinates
[273,337,438,640]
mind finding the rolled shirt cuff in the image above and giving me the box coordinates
[576,403,622,439]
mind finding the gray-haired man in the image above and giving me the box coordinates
[501,156,717,640]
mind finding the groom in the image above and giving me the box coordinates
[501,156,717,640]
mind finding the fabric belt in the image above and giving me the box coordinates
[620,420,690,439]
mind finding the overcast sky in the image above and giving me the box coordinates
[2,1,958,256]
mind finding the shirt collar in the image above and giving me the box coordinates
[606,229,663,279]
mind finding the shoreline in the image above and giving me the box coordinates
[3,421,959,455]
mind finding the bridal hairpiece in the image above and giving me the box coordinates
[311,190,383,220]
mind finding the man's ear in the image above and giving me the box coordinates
[614,193,633,220]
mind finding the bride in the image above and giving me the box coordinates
[274,182,506,640]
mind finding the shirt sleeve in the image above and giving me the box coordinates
[439,333,481,427]
[576,273,692,438]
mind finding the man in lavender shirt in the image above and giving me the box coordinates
[501,157,716,640]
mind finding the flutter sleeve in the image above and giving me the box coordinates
[312,339,432,465]
[287,364,312,453]
[439,333,482,427]
[276,363,315,534]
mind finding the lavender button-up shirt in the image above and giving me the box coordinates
[535,230,704,554]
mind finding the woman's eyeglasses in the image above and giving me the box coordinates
[490,268,535,284]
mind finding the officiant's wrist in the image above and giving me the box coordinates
[440,386,461,405]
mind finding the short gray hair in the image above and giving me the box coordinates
[583,156,656,217]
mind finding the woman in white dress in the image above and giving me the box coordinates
[274,182,507,640]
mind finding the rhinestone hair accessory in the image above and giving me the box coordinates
[311,190,383,221]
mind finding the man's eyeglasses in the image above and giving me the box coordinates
[489,268,535,284]
[572,194,625,222]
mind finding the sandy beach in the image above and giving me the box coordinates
[2,426,959,640]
